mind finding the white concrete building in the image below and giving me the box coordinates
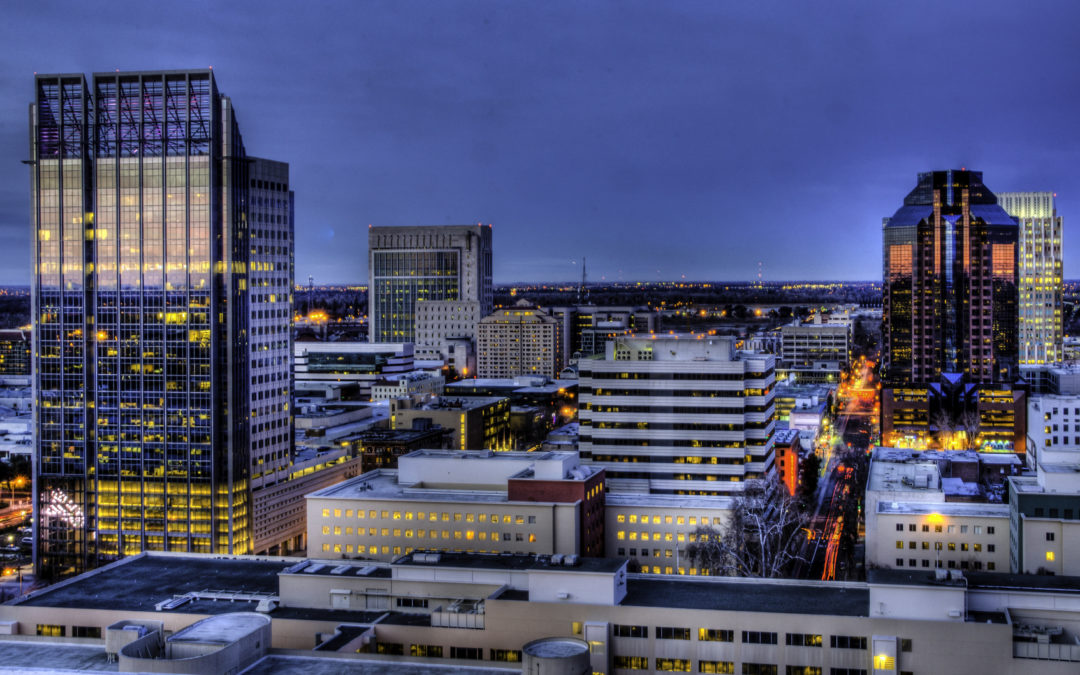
[604,493,732,576]
[579,335,775,495]
[414,299,482,362]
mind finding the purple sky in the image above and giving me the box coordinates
[2,1,1079,284]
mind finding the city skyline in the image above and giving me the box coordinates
[2,1,1080,285]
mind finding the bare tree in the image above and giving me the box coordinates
[931,409,956,449]
[957,407,982,451]
[685,479,809,578]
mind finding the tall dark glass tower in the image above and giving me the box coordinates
[882,170,1019,386]
[29,70,266,577]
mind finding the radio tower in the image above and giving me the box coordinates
[307,275,314,315]
[756,261,764,288]
[577,257,589,305]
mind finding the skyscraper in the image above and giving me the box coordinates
[368,225,493,344]
[882,170,1019,385]
[880,170,1024,451]
[996,192,1063,366]
[29,70,288,577]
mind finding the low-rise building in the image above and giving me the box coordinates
[371,371,445,404]
[773,428,802,496]
[306,449,605,561]
[779,319,850,384]
[604,493,732,576]
[866,448,1013,573]
[294,341,416,400]
[0,330,30,377]
[392,396,511,451]
[476,303,562,379]
[3,550,1080,673]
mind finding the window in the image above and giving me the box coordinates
[613,624,648,638]
[491,649,522,662]
[450,646,482,660]
[901,639,912,652]
[742,631,778,645]
[987,526,995,534]
[935,525,943,533]
[699,662,735,674]
[376,642,403,655]
[987,544,995,552]
[895,523,904,532]
[656,658,692,672]
[396,597,428,608]
[742,665,778,675]
[988,562,996,570]
[908,524,916,532]
[614,656,648,670]
[830,636,866,650]
[37,624,65,637]
[657,626,691,640]
[1047,551,1056,561]
[786,633,822,647]
[786,668,821,675]
[895,541,903,549]
[1046,532,1056,541]
[72,626,101,638]
[921,524,929,532]
[410,644,442,658]
[699,628,734,642]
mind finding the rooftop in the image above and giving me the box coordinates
[877,501,1009,519]
[243,655,516,675]
[621,576,868,616]
[408,396,506,411]
[396,549,626,574]
[13,553,290,614]
[0,640,115,672]
[605,493,734,509]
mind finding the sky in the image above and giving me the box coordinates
[2,0,1079,285]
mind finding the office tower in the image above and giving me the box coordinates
[246,158,297,554]
[476,302,562,378]
[579,335,775,495]
[367,225,493,344]
[997,192,1063,366]
[882,170,1019,385]
[29,70,289,577]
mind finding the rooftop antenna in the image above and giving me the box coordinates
[307,274,314,315]
[757,261,764,288]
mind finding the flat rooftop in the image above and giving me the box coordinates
[243,655,516,675]
[621,576,868,617]
[877,501,1009,519]
[408,396,506,411]
[307,470,513,504]
[396,550,626,574]
[605,493,734,509]
[13,553,289,614]
[0,640,114,672]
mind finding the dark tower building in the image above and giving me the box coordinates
[881,170,1024,452]
[882,170,1019,385]
[28,70,291,578]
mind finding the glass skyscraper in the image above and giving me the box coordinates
[368,225,493,343]
[882,170,1019,385]
[29,70,287,577]
[996,192,1063,366]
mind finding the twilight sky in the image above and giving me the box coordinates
[2,0,1079,284]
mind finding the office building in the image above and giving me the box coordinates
[392,396,511,451]
[550,305,659,360]
[476,302,562,379]
[998,192,1064,366]
[881,170,1023,452]
[368,225,492,344]
[882,170,1019,385]
[0,329,31,376]
[579,335,776,495]
[779,318,849,383]
[307,449,605,560]
[414,299,481,364]
[5,551,1080,673]
[293,341,415,400]
[605,493,733,575]
[29,70,295,577]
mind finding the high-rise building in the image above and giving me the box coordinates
[476,302,562,378]
[367,225,493,344]
[578,335,775,494]
[29,70,289,577]
[882,170,1019,386]
[997,192,1063,366]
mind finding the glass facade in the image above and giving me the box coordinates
[31,71,257,578]
[882,171,1019,386]
[368,226,493,343]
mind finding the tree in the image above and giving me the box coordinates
[957,407,982,451]
[685,479,809,578]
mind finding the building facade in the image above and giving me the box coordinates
[579,335,775,495]
[0,329,31,376]
[779,319,849,384]
[997,192,1064,366]
[882,170,1019,386]
[550,305,659,360]
[368,225,493,344]
[29,70,276,577]
[414,299,481,363]
[476,303,562,379]
[306,450,605,560]
[391,396,511,451]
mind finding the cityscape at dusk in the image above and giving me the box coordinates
[2,2,1080,674]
